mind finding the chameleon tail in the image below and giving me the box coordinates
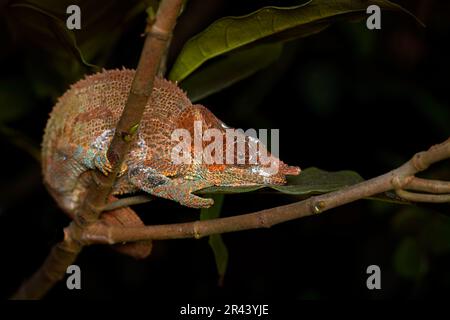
[101,196,152,259]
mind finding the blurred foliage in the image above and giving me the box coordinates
[0,77,32,122]
[1,0,157,98]
[394,236,428,279]
[392,207,450,280]
[200,194,228,285]
[9,2,96,68]
[181,43,283,102]
[0,125,40,161]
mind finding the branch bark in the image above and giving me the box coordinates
[395,189,450,203]
[80,138,450,244]
[11,0,184,300]
[403,177,450,194]
[78,0,184,226]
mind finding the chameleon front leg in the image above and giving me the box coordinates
[128,166,214,208]
[71,129,127,176]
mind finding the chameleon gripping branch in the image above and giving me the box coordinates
[79,138,450,244]
[11,0,185,300]
[79,0,185,226]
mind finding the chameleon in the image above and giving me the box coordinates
[42,68,300,258]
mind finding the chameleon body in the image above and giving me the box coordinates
[42,69,300,258]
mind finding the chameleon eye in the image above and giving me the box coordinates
[56,150,68,161]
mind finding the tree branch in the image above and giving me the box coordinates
[11,0,184,300]
[395,189,450,203]
[78,0,184,226]
[403,177,450,194]
[81,138,450,245]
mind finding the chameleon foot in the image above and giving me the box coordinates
[179,194,214,208]
[129,166,214,208]
[151,183,214,208]
[118,162,128,177]
[148,178,214,208]
[94,150,128,176]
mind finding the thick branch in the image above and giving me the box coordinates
[78,0,184,226]
[82,138,450,244]
[12,0,184,300]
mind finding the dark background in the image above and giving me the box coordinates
[0,0,449,301]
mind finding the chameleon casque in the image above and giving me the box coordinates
[42,68,300,258]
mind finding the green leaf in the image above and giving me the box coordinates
[198,167,363,195]
[169,0,422,82]
[394,237,428,279]
[273,167,364,194]
[145,6,156,22]
[200,194,228,285]
[198,167,410,205]
[181,43,283,102]
[200,194,225,221]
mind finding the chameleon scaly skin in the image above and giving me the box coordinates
[42,69,300,256]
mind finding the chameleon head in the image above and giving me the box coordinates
[215,160,300,186]
[204,131,300,186]
[224,129,300,185]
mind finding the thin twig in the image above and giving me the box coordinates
[395,189,450,203]
[404,177,450,194]
[103,195,153,211]
[81,138,450,244]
